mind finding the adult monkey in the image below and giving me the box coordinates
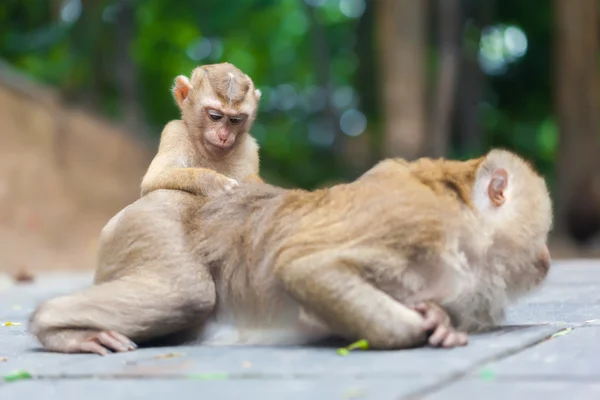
[29,149,553,355]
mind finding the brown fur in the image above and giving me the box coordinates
[140,62,262,198]
[29,149,553,354]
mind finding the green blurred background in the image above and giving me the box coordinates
[1,0,599,250]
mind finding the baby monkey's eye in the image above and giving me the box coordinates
[229,117,243,125]
[208,110,224,121]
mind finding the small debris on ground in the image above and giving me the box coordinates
[12,267,35,284]
[1,322,21,327]
[337,339,370,356]
[0,356,7,362]
[242,361,252,368]
[479,368,496,381]
[550,327,573,339]
[4,370,32,382]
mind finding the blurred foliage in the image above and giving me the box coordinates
[0,0,559,189]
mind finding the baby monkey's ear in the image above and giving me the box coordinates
[488,168,508,207]
[173,75,192,108]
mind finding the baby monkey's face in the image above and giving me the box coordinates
[199,106,249,152]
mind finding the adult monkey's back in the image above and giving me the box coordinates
[29,149,553,355]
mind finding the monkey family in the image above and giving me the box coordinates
[28,63,553,355]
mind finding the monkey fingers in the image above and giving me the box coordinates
[412,302,468,348]
[429,326,468,348]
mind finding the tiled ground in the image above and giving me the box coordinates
[0,260,598,399]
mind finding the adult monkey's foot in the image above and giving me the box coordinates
[42,329,137,356]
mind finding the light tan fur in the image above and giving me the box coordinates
[29,149,553,354]
[140,62,263,198]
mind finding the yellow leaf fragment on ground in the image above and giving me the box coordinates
[242,361,252,368]
[337,348,350,356]
[337,339,370,356]
[1,322,21,327]
[550,327,573,339]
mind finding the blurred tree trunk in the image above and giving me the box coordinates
[302,2,343,152]
[346,0,378,175]
[554,0,600,242]
[115,0,143,133]
[62,0,106,107]
[376,0,427,160]
[427,0,460,158]
[455,0,494,156]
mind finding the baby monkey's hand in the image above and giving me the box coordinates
[411,301,468,348]
[202,174,239,196]
[222,177,240,192]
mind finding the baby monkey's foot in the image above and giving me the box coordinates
[74,330,137,356]
[412,301,468,348]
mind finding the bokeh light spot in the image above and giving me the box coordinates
[339,0,366,19]
[186,38,212,61]
[309,119,335,147]
[283,10,309,36]
[60,0,82,23]
[275,84,298,111]
[332,86,355,109]
[340,109,366,137]
[479,24,528,75]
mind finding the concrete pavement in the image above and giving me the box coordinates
[0,260,598,399]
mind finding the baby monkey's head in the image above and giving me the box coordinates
[172,62,261,155]
[471,149,553,295]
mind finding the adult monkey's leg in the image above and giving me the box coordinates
[29,267,215,356]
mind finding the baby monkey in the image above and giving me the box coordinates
[140,62,263,198]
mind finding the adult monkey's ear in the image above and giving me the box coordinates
[487,168,508,207]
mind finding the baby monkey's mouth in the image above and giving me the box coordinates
[207,139,234,152]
